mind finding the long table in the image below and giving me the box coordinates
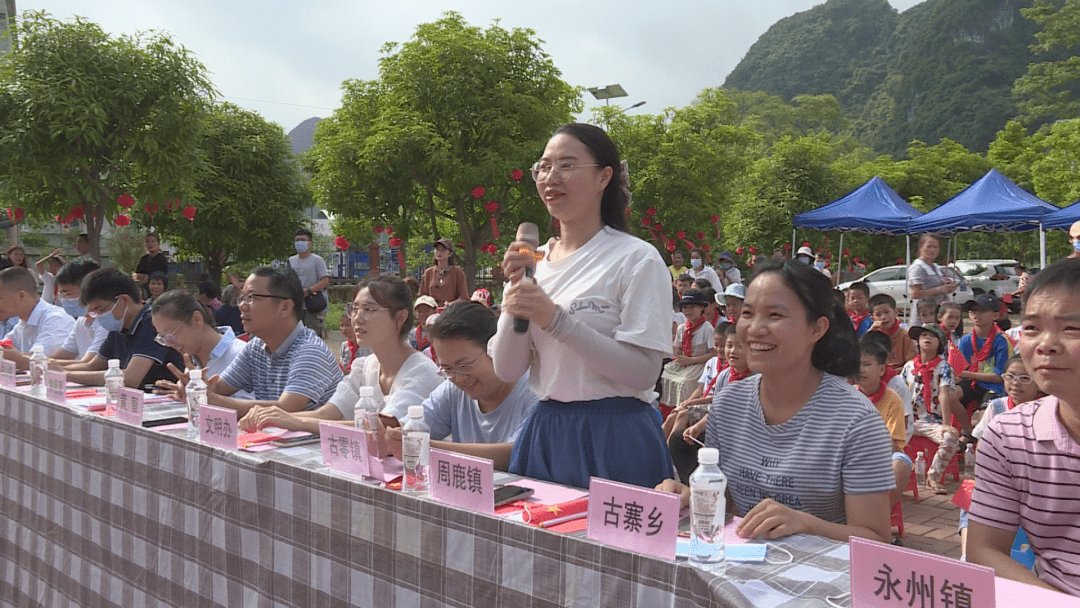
[0,385,858,607]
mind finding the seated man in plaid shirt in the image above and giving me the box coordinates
[163,267,341,415]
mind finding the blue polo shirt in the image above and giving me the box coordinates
[97,303,184,388]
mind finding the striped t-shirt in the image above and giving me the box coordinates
[705,373,895,524]
[969,397,1080,595]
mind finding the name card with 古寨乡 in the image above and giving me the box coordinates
[320,422,384,479]
[0,359,15,388]
[44,370,66,403]
[199,405,238,450]
[115,387,143,425]
[429,448,494,515]
[586,477,680,560]
[850,536,995,607]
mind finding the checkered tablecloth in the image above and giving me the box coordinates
[0,386,854,607]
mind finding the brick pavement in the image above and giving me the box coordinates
[894,476,966,559]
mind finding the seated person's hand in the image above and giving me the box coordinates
[383,425,404,459]
[655,479,690,509]
[238,405,301,433]
[737,498,810,540]
[672,355,693,366]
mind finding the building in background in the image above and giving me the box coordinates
[0,1,14,54]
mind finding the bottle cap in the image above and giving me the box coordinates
[107,359,121,368]
[697,447,719,465]
[359,386,374,398]
[407,405,424,419]
[917,451,924,458]
[189,368,202,380]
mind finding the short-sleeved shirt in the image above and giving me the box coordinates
[705,374,895,524]
[4,298,75,355]
[97,304,184,387]
[135,252,169,278]
[419,265,469,306]
[900,357,955,420]
[59,316,109,358]
[957,330,1012,396]
[328,351,443,421]
[218,321,341,409]
[907,259,947,305]
[287,253,329,311]
[423,373,538,443]
[871,387,908,451]
[969,397,1080,595]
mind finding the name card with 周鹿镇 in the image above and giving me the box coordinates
[429,448,494,515]
[586,477,680,560]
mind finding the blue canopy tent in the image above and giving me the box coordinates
[793,176,923,284]
[1041,199,1080,231]
[906,169,1058,268]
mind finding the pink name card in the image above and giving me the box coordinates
[429,448,494,515]
[115,387,143,425]
[320,422,384,479]
[586,477,680,560]
[850,536,995,607]
[199,405,238,450]
[0,359,15,388]
[44,370,66,403]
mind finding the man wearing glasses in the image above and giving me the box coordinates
[187,266,342,416]
[64,268,183,388]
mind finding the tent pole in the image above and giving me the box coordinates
[837,232,844,286]
[791,228,796,259]
[1040,222,1046,269]
[906,235,914,324]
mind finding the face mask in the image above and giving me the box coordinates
[294,240,310,253]
[59,297,86,318]
[691,259,703,269]
[797,256,811,264]
[720,262,732,270]
[814,261,826,269]
[96,300,126,333]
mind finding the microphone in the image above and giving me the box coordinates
[513,222,540,334]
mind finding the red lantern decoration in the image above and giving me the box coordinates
[823,237,830,243]
[510,169,523,182]
[472,186,485,199]
[114,214,131,227]
[385,227,394,235]
[896,258,904,265]
[11,208,24,221]
[784,243,792,251]
[749,246,757,254]
[374,226,384,234]
[640,217,651,226]
[703,244,712,252]
[853,257,861,263]
[843,249,851,256]
[736,247,744,255]
[117,194,135,208]
[666,244,676,252]
[646,207,657,217]
[696,232,705,240]
[389,236,402,248]
[484,202,498,213]
[334,236,350,251]
[676,231,686,239]
[802,242,811,248]
[71,205,85,220]
[710,215,719,223]
[182,206,197,222]
[652,223,663,232]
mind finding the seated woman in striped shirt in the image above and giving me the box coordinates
[658,260,895,544]
[968,258,1080,596]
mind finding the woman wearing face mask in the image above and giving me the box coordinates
[714,251,741,288]
[48,260,108,364]
[687,248,722,291]
[419,238,469,307]
[814,253,832,279]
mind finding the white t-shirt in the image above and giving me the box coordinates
[422,373,538,443]
[496,227,672,403]
[673,319,713,355]
[687,265,722,291]
[40,271,57,305]
[328,351,443,421]
[58,315,109,358]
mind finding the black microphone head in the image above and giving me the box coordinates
[516,222,540,248]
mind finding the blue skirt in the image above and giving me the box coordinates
[509,397,674,489]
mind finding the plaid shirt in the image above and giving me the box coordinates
[219,321,341,409]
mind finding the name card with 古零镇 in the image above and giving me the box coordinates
[44,370,66,403]
[199,405,238,450]
[429,448,494,515]
[320,422,387,479]
[586,477,680,560]
[850,536,995,607]
[115,387,143,425]
[0,359,15,388]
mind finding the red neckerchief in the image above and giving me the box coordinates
[912,354,942,414]
[850,309,870,329]
[728,367,751,383]
[344,340,360,373]
[682,317,707,357]
[967,324,999,371]
[1006,396,1017,410]
[703,365,750,397]
[708,310,721,327]
[881,319,901,337]
[882,365,898,386]
[415,326,430,351]
[864,381,887,405]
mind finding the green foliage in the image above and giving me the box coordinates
[105,228,146,274]
[0,12,213,259]
[1014,0,1080,123]
[305,12,581,289]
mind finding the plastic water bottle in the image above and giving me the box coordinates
[186,368,207,437]
[103,359,123,404]
[915,451,927,487]
[402,405,430,496]
[354,386,379,431]
[28,345,47,396]
[689,447,727,573]
[964,443,976,478]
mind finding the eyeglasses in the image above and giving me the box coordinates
[1003,373,1033,385]
[86,298,119,318]
[237,293,287,306]
[437,355,482,378]
[346,302,389,318]
[531,161,600,183]
[154,320,184,348]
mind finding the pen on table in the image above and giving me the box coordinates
[538,512,587,529]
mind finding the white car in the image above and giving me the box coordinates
[838,264,973,312]
[953,259,1023,312]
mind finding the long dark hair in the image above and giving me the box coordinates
[550,123,628,233]
[750,260,859,377]
[360,275,415,339]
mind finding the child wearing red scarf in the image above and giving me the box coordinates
[845,282,873,337]
[857,340,912,511]
[900,323,961,494]
[659,291,715,410]
[868,293,915,369]
[955,294,1013,433]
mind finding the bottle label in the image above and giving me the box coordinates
[402,433,429,470]
[690,487,724,541]
[105,376,122,403]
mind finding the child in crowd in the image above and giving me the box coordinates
[901,324,960,494]
[969,259,1080,594]
[675,274,694,298]
[693,278,711,292]
[938,301,964,349]
[35,249,65,305]
[868,293,914,369]
[857,340,912,512]
[670,287,685,340]
[955,293,1013,434]
[338,312,371,374]
[663,323,724,450]
[659,291,715,409]
[862,331,914,442]
[700,287,721,327]
[916,296,938,327]
[411,295,437,352]
[845,281,873,337]
[721,283,744,324]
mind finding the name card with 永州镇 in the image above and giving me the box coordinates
[44,370,66,403]
[0,359,15,388]
[850,536,995,607]
[429,448,494,515]
[320,422,386,479]
[199,405,238,450]
[585,477,680,560]
[115,387,144,425]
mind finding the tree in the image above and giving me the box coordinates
[0,12,212,260]
[305,12,581,288]
[146,103,311,284]
[1014,0,1080,124]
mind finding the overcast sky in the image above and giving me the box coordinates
[19,1,924,133]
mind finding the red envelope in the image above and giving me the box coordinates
[951,478,975,511]
[237,430,279,448]
[948,346,969,374]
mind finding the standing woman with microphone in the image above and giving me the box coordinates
[492,123,674,489]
